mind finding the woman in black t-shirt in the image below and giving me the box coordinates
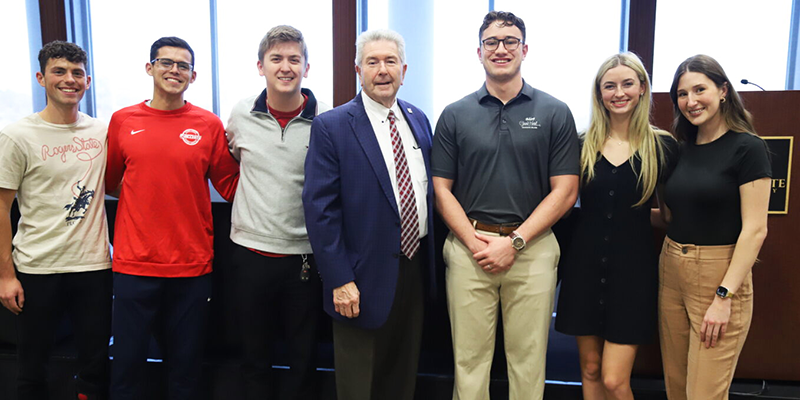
[660,55,771,400]
[555,52,676,400]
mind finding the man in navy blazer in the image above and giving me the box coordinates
[302,29,435,400]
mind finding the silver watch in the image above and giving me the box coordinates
[510,231,525,251]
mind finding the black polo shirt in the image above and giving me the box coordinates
[432,82,580,224]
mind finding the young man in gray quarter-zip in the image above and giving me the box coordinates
[225,25,330,400]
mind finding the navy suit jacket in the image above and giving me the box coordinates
[302,93,436,329]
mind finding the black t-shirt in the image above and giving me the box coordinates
[665,131,771,245]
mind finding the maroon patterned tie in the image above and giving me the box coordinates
[387,110,419,259]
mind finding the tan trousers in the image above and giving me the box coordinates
[658,237,753,400]
[444,229,559,400]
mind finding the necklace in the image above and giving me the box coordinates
[607,135,625,146]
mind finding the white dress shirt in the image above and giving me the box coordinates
[361,91,428,238]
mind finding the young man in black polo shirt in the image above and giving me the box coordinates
[431,11,580,400]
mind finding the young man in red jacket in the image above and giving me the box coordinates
[106,36,239,400]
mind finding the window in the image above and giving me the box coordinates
[1,1,35,130]
[89,0,214,121]
[365,0,622,131]
[652,0,793,92]
[216,0,333,124]
[431,1,495,121]
[494,0,622,131]
[366,0,488,122]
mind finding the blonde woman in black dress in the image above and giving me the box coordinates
[556,52,676,400]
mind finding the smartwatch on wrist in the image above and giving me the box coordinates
[716,286,734,299]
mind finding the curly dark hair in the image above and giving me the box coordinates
[38,41,87,72]
[479,11,526,43]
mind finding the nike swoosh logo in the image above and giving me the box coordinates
[130,129,145,135]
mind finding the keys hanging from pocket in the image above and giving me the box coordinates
[300,254,311,282]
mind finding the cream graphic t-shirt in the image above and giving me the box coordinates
[0,112,111,274]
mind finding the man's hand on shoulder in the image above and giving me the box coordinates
[0,275,24,314]
[333,281,360,318]
[473,232,517,274]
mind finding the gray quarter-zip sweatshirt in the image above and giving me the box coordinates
[226,88,331,254]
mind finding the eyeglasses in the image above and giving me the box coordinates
[150,58,193,72]
[481,36,523,51]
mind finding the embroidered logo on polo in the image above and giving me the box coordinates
[519,117,541,129]
[180,129,202,146]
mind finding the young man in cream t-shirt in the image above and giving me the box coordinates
[0,41,111,400]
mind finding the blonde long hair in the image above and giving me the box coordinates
[582,52,669,207]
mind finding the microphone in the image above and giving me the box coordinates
[740,79,766,91]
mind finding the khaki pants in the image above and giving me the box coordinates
[444,229,559,400]
[658,237,753,400]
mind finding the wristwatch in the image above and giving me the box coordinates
[510,231,526,251]
[716,286,734,299]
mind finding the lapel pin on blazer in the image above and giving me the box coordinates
[407,108,413,114]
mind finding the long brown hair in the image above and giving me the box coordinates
[669,54,757,142]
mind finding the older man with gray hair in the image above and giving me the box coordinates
[302,29,436,400]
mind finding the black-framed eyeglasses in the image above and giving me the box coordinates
[150,58,193,72]
[481,36,523,51]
